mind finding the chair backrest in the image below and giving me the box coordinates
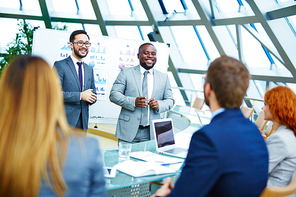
[260,171,296,197]
[255,110,268,131]
[265,121,275,138]
[192,96,205,110]
[241,106,255,119]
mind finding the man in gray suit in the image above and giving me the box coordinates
[54,30,97,131]
[110,43,174,143]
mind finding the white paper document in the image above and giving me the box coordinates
[130,151,184,165]
[115,160,176,177]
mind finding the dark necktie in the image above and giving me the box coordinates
[77,62,83,92]
[140,71,149,126]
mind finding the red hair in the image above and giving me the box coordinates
[264,86,296,135]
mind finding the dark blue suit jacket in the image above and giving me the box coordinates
[54,56,96,130]
[168,108,268,197]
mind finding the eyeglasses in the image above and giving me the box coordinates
[72,41,91,47]
[202,76,208,84]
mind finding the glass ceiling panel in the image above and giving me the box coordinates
[0,18,19,53]
[21,0,40,11]
[214,0,253,14]
[139,26,154,42]
[287,15,296,35]
[195,26,220,61]
[287,83,296,93]
[0,0,19,9]
[113,26,142,40]
[106,0,131,15]
[51,0,77,14]
[162,0,186,13]
[25,19,45,29]
[168,71,185,106]
[76,0,95,17]
[241,26,272,68]
[130,0,146,15]
[170,26,206,64]
[226,25,237,45]
[184,0,199,15]
[84,24,102,36]
[51,22,83,32]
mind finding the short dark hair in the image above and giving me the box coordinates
[69,30,90,43]
[207,56,250,109]
[138,42,156,54]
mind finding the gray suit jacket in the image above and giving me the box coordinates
[266,125,296,187]
[54,56,96,130]
[39,136,106,197]
[109,65,174,142]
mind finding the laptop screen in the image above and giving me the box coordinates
[153,119,175,148]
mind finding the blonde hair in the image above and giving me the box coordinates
[0,55,71,196]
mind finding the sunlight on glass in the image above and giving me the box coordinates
[190,74,205,93]
[130,0,146,15]
[76,0,95,18]
[139,26,154,42]
[0,0,19,8]
[84,24,102,36]
[170,26,211,65]
[114,26,142,40]
[106,0,131,15]
[51,0,77,13]
[288,15,296,33]
[25,20,45,28]
[215,0,240,12]
[0,18,19,51]
[241,26,271,68]
[167,71,185,106]
[21,0,40,11]
[51,22,83,32]
[162,0,184,13]
[215,0,253,13]
[195,26,220,61]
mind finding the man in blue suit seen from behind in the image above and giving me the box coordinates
[152,56,269,197]
[54,30,97,131]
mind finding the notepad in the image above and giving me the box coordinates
[130,151,184,165]
[115,160,176,177]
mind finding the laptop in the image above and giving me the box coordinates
[152,118,188,159]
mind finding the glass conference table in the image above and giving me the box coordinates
[102,140,185,197]
[98,106,204,196]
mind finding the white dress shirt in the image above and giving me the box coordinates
[70,55,84,90]
[140,66,154,125]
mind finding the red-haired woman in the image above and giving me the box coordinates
[262,86,296,187]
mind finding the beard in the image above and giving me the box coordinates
[140,60,155,70]
[74,47,88,59]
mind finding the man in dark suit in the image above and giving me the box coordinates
[54,30,97,131]
[152,56,269,197]
[109,43,174,143]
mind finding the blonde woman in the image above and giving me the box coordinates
[0,55,106,197]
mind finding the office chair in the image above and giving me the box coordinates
[264,121,275,138]
[241,106,255,119]
[192,96,205,126]
[255,110,268,131]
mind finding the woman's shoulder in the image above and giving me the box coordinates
[68,135,100,152]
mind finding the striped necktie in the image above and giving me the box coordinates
[140,71,149,126]
[77,62,83,92]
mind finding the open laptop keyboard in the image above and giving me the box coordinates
[165,147,187,154]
